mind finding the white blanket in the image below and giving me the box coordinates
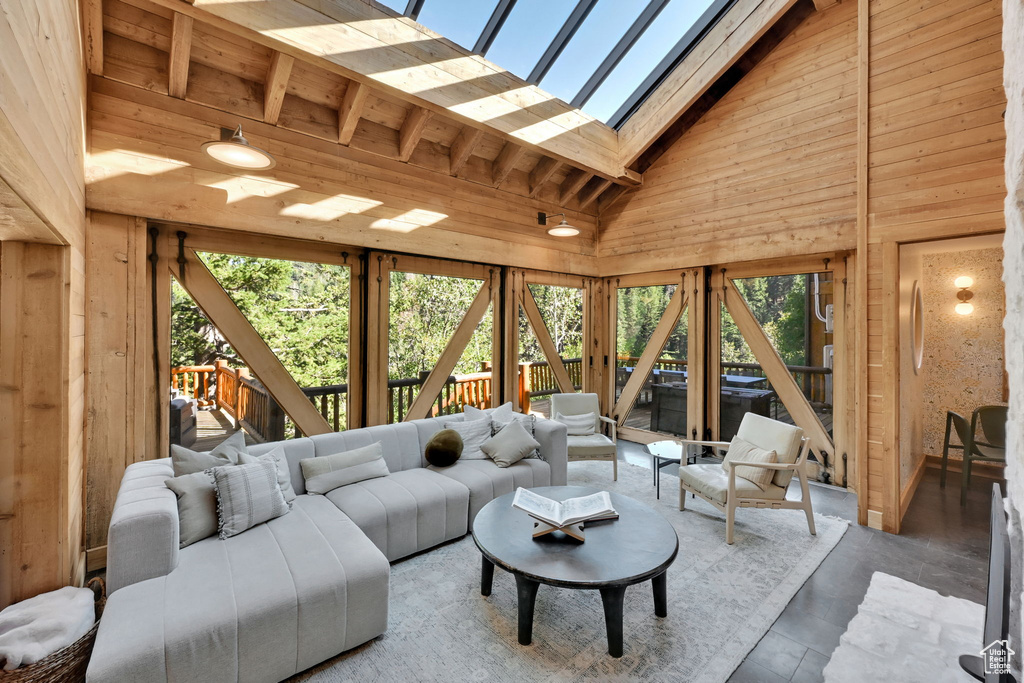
[0,586,96,670]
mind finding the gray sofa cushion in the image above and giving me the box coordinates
[170,430,248,476]
[325,469,469,561]
[249,438,314,496]
[428,458,551,522]
[88,495,389,683]
[310,422,422,473]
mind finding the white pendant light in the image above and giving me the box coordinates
[538,212,579,237]
[202,125,276,170]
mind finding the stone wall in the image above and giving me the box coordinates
[1001,0,1023,668]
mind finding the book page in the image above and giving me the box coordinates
[512,488,563,526]
[560,492,614,526]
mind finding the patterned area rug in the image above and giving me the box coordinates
[823,572,983,683]
[293,461,848,683]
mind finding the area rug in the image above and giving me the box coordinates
[292,461,848,683]
[823,572,983,683]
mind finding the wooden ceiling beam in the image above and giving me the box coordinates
[578,178,612,211]
[168,13,194,100]
[263,52,294,125]
[528,157,562,198]
[811,0,837,9]
[449,126,483,176]
[143,0,626,181]
[559,168,591,204]
[83,0,104,75]
[491,142,525,187]
[398,106,432,162]
[597,184,629,214]
[338,80,367,145]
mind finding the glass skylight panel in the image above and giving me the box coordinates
[484,0,576,81]
[415,0,501,51]
[584,0,717,123]
[538,0,647,110]
[375,0,407,13]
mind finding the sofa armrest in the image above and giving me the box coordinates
[106,459,180,595]
[534,417,568,486]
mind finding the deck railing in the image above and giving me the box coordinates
[170,365,216,406]
[517,358,583,408]
[615,356,831,405]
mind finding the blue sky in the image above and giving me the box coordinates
[377,0,717,125]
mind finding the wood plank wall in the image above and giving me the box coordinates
[865,0,1006,531]
[0,0,88,608]
[598,1,859,275]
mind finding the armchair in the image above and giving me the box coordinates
[550,393,618,480]
[676,413,814,544]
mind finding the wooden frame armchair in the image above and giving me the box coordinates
[676,413,814,544]
[550,393,618,480]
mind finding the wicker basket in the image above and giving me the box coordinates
[0,578,106,683]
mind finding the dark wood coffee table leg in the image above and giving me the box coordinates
[652,571,667,617]
[480,556,495,596]
[599,585,627,658]
[515,574,540,645]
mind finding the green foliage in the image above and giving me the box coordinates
[171,253,350,388]
[388,272,492,379]
[520,285,583,362]
[616,285,687,361]
[720,275,807,366]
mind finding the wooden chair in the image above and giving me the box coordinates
[942,406,1007,506]
[677,413,814,544]
[550,393,618,480]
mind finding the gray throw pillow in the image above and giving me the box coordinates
[171,430,248,476]
[211,460,290,539]
[239,446,295,502]
[443,418,492,459]
[164,471,218,548]
[300,442,390,495]
[491,413,539,458]
[481,420,541,468]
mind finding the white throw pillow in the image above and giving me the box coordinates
[721,436,778,491]
[481,420,541,468]
[555,412,596,436]
[211,460,291,539]
[444,418,493,459]
[464,401,513,422]
[300,442,390,495]
[170,430,248,476]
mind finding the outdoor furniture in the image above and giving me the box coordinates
[941,406,1007,505]
[676,413,814,544]
[472,486,679,658]
[551,393,618,480]
[644,440,698,499]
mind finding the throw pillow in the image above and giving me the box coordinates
[164,471,218,548]
[555,412,596,436]
[443,418,492,459]
[491,413,539,458]
[239,446,295,503]
[463,401,513,422]
[211,460,290,539]
[721,436,778,491]
[424,429,463,467]
[170,430,248,476]
[300,442,390,495]
[481,420,541,468]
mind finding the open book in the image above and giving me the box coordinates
[512,488,618,528]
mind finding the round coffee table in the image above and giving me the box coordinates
[472,486,679,658]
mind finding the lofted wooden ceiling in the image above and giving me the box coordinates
[83,0,638,215]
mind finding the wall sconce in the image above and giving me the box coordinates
[538,212,579,237]
[954,275,974,315]
[202,125,276,170]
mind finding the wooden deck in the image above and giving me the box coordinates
[191,408,258,451]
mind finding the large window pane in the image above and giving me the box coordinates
[519,284,583,416]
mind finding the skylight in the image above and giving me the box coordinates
[377,0,736,129]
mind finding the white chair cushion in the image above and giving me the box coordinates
[566,433,615,457]
[679,464,787,504]
[735,414,804,488]
[721,436,777,491]
[555,412,597,436]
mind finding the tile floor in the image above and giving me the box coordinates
[615,441,996,683]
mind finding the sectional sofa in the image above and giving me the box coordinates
[86,411,568,682]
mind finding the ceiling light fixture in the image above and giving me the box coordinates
[538,212,579,237]
[202,125,276,170]
[954,275,974,315]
